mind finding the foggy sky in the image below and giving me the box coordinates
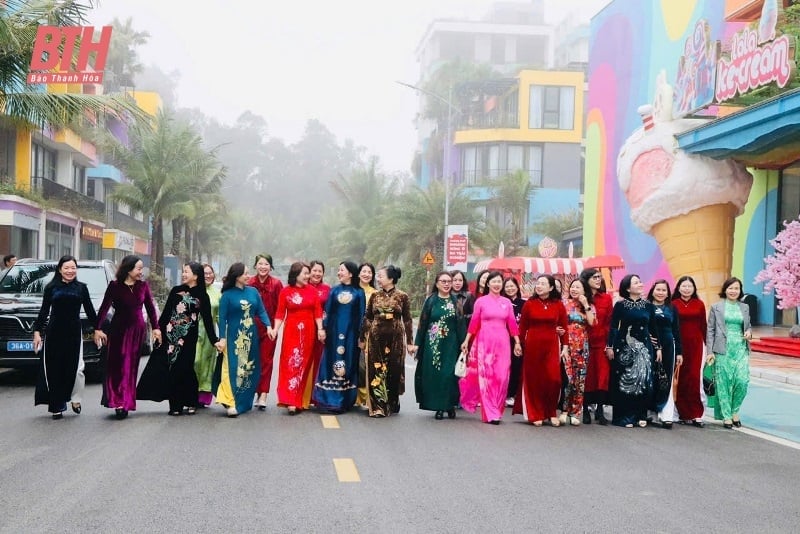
[88,0,610,175]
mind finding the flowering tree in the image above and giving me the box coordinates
[755,216,800,309]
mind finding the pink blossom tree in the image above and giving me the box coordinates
[755,215,800,309]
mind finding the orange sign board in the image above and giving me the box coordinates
[422,251,435,266]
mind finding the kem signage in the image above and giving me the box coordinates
[28,26,112,84]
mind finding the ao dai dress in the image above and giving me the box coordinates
[313,284,365,413]
[563,298,590,418]
[96,280,159,412]
[362,287,413,417]
[34,280,98,414]
[607,298,660,426]
[650,303,682,423]
[274,284,323,410]
[195,283,220,405]
[514,297,567,423]
[306,281,331,406]
[462,294,519,423]
[216,286,271,414]
[414,294,465,412]
[707,301,750,421]
[248,275,282,394]
[674,297,707,421]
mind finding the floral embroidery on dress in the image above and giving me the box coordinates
[371,361,388,403]
[234,300,256,391]
[427,298,455,370]
[289,291,303,305]
[165,291,199,366]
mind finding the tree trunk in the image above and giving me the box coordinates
[151,217,164,277]
[170,217,182,256]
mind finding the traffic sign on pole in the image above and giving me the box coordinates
[422,251,435,267]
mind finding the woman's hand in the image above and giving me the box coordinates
[560,346,569,363]
[513,342,522,357]
[460,341,469,354]
[706,354,715,366]
[267,327,277,341]
[215,339,226,352]
[556,326,566,336]
[33,331,42,353]
[744,330,752,340]
[606,347,614,360]
[655,349,662,363]
[358,340,365,350]
[152,329,162,346]
[94,330,107,348]
[676,354,683,366]
[406,344,417,357]
[578,295,589,308]
[317,329,326,342]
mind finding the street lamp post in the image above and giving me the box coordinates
[396,81,459,271]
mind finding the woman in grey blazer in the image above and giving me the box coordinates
[706,277,752,429]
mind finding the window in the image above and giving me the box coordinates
[31,143,56,181]
[73,164,85,194]
[462,146,479,185]
[491,35,506,64]
[87,178,96,199]
[528,145,543,186]
[529,85,575,130]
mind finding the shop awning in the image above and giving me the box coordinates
[676,88,800,168]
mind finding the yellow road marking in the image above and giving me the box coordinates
[333,458,361,482]
[320,415,340,429]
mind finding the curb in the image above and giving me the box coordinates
[750,367,800,387]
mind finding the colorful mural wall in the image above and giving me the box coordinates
[585,0,777,322]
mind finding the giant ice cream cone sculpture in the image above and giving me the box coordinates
[617,72,753,306]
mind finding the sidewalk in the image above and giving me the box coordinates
[750,326,800,387]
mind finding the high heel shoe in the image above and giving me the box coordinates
[447,409,456,419]
[549,417,561,427]
[434,411,444,420]
[558,413,568,425]
[255,393,267,411]
[227,406,238,418]
[582,408,592,425]
[52,412,63,420]
[70,402,81,415]
[723,420,733,429]
[114,408,128,420]
[732,417,742,428]
[569,416,581,426]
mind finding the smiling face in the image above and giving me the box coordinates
[651,282,669,304]
[486,275,503,295]
[504,279,518,298]
[587,272,603,292]
[337,264,352,284]
[725,280,742,300]
[678,279,696,299]
[236,266,250,286]
[436,274,452,294]
[127,260,144,282]
[310,264,324,284]
[255,257,271,278]
[60,260,77,282]
[478,272,489,290]
[568,280,584,299]
[359,265,373,285]
[203,265,215,286]
[182,264,198,287]
[376,269,392,289]
[296,266,310,287]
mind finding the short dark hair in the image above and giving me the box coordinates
[618,274,640,300]
[2,254,16,267]
[116,255,141,283]
[287,261,310,286]
[671,275,698,301]
[382,265,402,284]
[484,271,504,293]
[222,262,246,293]
[568,278,593,305]
[719,277,743,299]
[501,276,521,299]
[309,260,325,274]
[254,254,273,268]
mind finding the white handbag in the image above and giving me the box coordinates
[454,350,468,378]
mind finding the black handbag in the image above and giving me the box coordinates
[703,376,716,397]
[653,360,670,396]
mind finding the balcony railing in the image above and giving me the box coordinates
[110,210,148,236]
[460,168,542,187]
[32,176,105,219]
[458,112,519,130]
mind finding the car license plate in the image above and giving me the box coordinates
[7,341,34,351]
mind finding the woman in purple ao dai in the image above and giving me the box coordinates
[459,271,522,424]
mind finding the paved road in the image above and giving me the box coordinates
[0,362,798,533]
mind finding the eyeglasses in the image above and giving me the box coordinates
[591,275,602,280]
[439,279,452,284]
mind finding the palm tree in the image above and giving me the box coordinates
[98,110,222,276]
[103,17,150,92]
[484,170,534,255]
[370,180,484,265]
[1,1,149,128]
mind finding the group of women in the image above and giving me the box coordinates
[33,254,414,421]
[32,254,751,430]
[412,268,752,430]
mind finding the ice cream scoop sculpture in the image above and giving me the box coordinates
[617,71,753,306]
